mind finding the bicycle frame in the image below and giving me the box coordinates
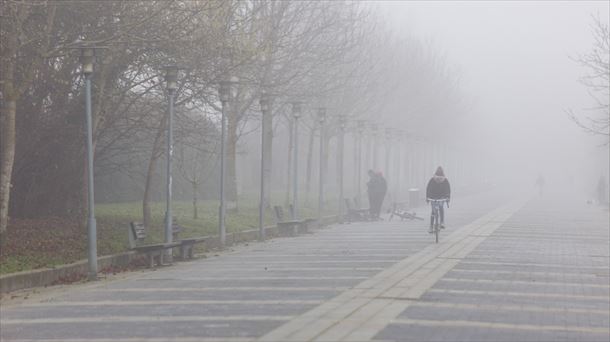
[428,198,448,243]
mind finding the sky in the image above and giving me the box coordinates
[375,0,609,190]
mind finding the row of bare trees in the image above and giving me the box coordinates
[568,15,610,145]
[0,0,465,236]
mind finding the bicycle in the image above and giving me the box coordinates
[388,202,424,221]
[427,198,449,243]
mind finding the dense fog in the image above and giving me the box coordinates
[1,1,608,232]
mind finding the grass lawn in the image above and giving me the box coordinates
[0,199,332,275]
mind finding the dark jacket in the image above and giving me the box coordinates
[426,175,451,200]
[367,174,387,197]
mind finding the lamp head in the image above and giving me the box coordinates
[164,65,179,92]
[79,48,95,75]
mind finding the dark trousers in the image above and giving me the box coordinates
[430,205,444,224]
[368,193,385,219]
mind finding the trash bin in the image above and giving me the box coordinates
[408,188,420,208]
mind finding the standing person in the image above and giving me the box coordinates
[367,170,380,220]
[376,171,388,219]
[426,166,451,233]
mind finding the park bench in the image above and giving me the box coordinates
[273,206,315,236]
[344,198,369,222]
[170,218,208,260]
[128,222,180,268]
[177,235,209,260]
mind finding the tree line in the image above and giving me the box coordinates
[0,0,465,236]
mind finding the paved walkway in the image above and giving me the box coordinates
[1,190,608,341]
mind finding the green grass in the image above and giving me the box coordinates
[1,198,336,275]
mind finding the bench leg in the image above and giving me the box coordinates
[180,245,190,260]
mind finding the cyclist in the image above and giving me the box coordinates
[426,166,451,233]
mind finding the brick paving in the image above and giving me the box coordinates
[374,194,609,342]
[1,190,608,342]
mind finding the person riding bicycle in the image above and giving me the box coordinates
[426,166,451,233]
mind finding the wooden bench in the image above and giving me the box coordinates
[128,222,180,268]
[177,236,208,260]
[345,198,369,222]
[168,218,208,260]
[273,206,315,236]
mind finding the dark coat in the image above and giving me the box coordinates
[367,174,387,197]
[426,175,451,200]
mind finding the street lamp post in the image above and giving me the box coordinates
[371,123,379,170]
[356,120,365,207]
[338,115,347,223]
[259,93,272,241]
[163,65,179,261]
[218,77,232,247]
[79,47,98,280]
[385,128,392,181]
[291,102,302,220]
[317,108,327,225]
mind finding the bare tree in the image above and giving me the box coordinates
[568,15,610,144]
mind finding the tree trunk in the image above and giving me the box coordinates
[192,180,198,219]
[305,126,316,205]
[0,99,17,236]
[142,118,165,229]
[0,6,19,236]
[284,119,293,207]
[226,105,238,205]
[262,111,273,208]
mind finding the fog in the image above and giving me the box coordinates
[375,1,609,197]
[1,1,608,230]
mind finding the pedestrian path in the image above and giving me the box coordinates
[1,190,608,341]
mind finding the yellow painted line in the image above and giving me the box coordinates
[136,276,368,280]
[95,287,349,292]
[408,301,610,315]
[457,260,610,270]
[391,318,610,334]
[1,315,292,325]
[9,299,323,308]
[427,288,610,300]
[449,268,606,278]
[6,338,252,342]
[441,277,610,288]
[207,260,396,264]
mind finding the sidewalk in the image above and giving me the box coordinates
[1,190,608,341]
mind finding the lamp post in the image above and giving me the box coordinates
[163,65,179,260]
[317,108,326,224]
[356,120,365,207]
[395,130,403,202]
[338,115,347,222]
[291,102,302,220]
[371,123,379,170]
[218,77,232,247]
[259,93,272,241]
[79,47,98,281]
[385,128,392,181]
